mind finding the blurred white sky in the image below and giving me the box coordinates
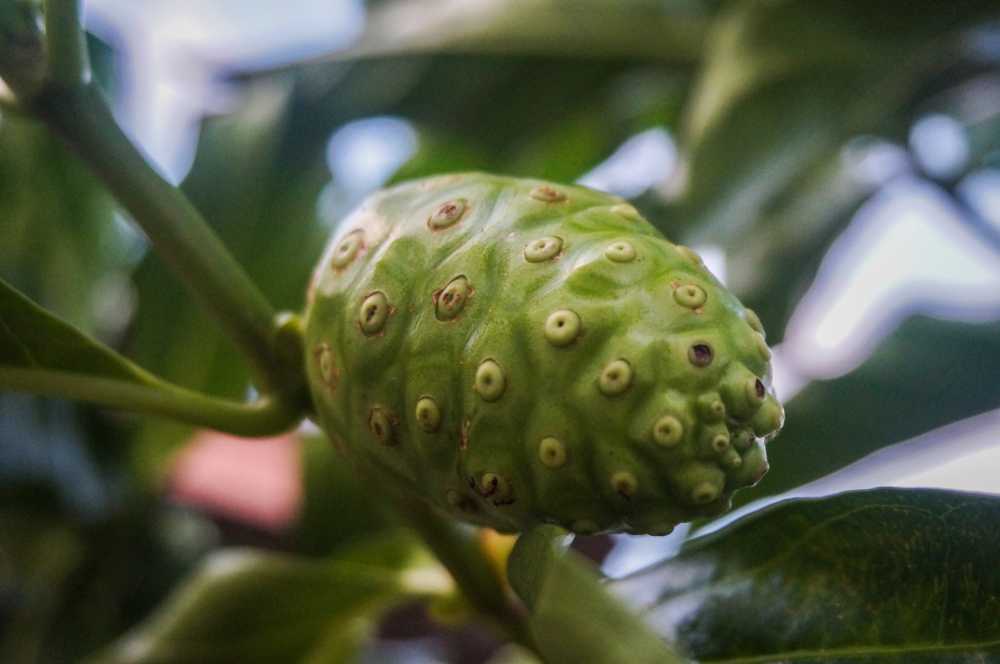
[82,2,1000,569]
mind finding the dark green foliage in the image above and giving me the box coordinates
[613,488,1000,662]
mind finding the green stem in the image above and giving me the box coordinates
[396,499,537,655]
[44,0,89,87]
[0,367,301,436]
[30,82,295,395]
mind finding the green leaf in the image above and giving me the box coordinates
[0,275,301,436]
[315,0,708,63]
[677,0,1000,242]
[741,316,1000,508]
[613,488,1000,662]
[508,525,686,664]
[0,113,125,334]
[90,532,450,664]
[0,275,146,382]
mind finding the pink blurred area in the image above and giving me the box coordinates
[167,430,302,532]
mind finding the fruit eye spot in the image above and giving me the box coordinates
[688,343,713,367]
[359,292,390,335]
[529,185,567,203]
[674,283,707,309]
[611,470,638,498]
[605,240,636,263]
[653,415,683,446]
[474,359,506,402]
[330,230,364,269]
[367,407,395,446]
[755,379,766,399]
[598,359,633,396]
[435,276,472,321]
[544,309,582,347]
[538,437,568,468]
[428,198,468,229]
[414,396,442,433]
[524,235,563,262]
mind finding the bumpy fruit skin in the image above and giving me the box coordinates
[304,173,783,536]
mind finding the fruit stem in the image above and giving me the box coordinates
[44,0,89,88]
[29,81,299,398]
[395,499,539,656]
[0,367,302,436]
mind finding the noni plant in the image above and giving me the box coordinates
[4,2,1000,663]
[304,173,782,535]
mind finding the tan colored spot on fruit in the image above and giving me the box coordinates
[746,377,767,407]
[538,437,567,468]
[474,359,506,402]
[697,393,726,421]
[368,407,395,446]
[691,481,719,504]
[599,359,633,396]
[428,198,468,230]
[314,343,338,391]
[677,245,703,265]
[711,432,731,454]
[674,283,707,309]
[653,415,683,447]
[330,230,364,269]
[524,236,563,262]
[611,471,638,498]
[605,240,637,263]
[723,450,742,469]
[544,309,581,347]
[359,291,390,335]
[415,396,442,433]
[688,343,713,367]
[529,185,567,203]
[478,473,513,505]
[435,276,473,321]
[610,203,640,220]
[732,429,754,451]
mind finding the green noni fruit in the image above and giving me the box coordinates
[303,173,782,536]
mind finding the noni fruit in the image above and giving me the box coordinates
[304,173,782,536]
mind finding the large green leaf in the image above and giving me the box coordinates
[0,116,123,333]
[741,315,1000,508]
[613,488,1000,662]
[676,0,1000,243]
[0,276,147,382]
[90,532,450,664]
[508,525,685,664]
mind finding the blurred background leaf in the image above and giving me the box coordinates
[90,532,444,664]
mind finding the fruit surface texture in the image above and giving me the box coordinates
[304,173,783,535]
